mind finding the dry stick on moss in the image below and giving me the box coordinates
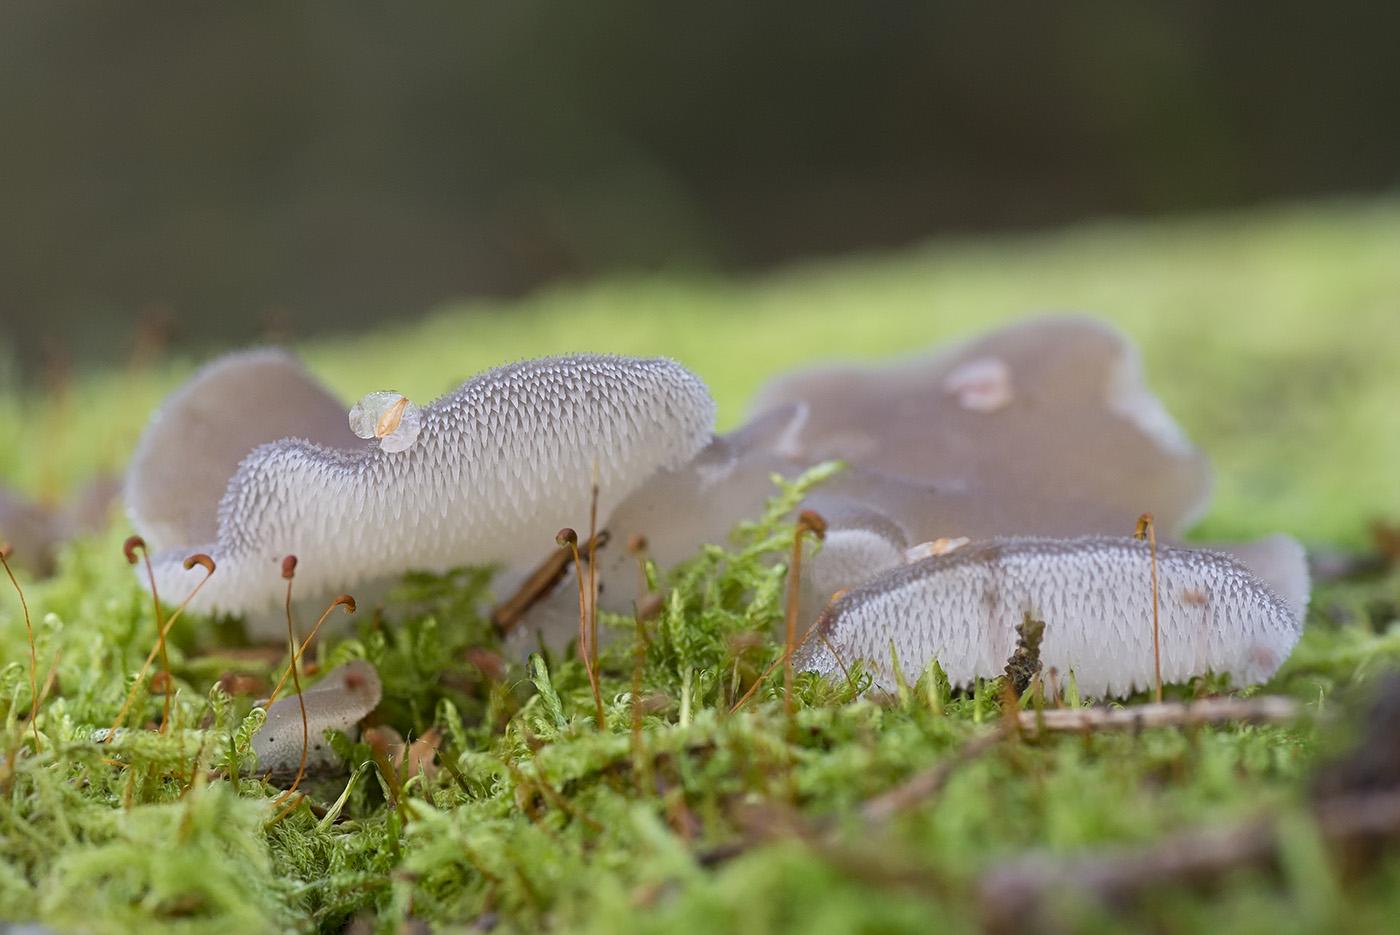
[0,545,41,752]
[1134,512,1163,703]
[490,530,609,635]
[273,556,311,808]
[1018,695,1300,735]
[860,726,1010,825]
[979,788,1400,934]
[784,511,827,725]
[104,553,216,742]
[860,696,1302,827]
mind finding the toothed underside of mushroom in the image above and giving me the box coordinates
[126,348,360,549]
[746,315,1214,538]
[794,537,1301,698]
[147,354,716,618]
[252,659,382,777]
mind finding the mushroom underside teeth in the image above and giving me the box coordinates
[134,353,717,620]
[796,537,1302,699]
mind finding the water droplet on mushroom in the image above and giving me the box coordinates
[349,391,423,453]
[943,356,1013,412]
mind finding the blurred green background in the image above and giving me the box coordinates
[2,2,1398,368]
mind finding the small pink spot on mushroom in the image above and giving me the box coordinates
[943,357,1013,413]
[1181,587,1210,606]
[1248,642,1279,671]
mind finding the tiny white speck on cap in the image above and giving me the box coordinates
[943,356,1013,412]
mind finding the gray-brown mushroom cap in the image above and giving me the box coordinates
[748,315,1214,539]
[125,348,359,550]
[137,353,715,620]
[252,659,382,777]
[795,536,1302,698]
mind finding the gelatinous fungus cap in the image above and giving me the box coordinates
[126,348,359,550]
[795,536,1303,698]
[252,659,382,777]
[747,315,1214,539]
[580,315,1224,630]
[127,352,715,620]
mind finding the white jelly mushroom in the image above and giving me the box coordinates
[514,318,1217,639]
[348,391,423,453]
[126,348,360,551]
[794,536,1303,698]
[135,354,715,629]
[252,659,382,778]
[747,315,1214,538]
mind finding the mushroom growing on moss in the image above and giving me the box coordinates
[252,659,382,779]
[553,316,1252,631]
[794,537,1303,697]
[126,353,715,632]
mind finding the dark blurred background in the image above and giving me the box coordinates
[2,1,1398,377]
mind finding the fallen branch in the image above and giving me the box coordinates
[490,530,609,635]
[859,696,1301,826]
[859,727,1008,825]
[1018,695,1301,735]
[978,789,1400,934]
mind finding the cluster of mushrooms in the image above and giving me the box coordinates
[114,315,1307,771]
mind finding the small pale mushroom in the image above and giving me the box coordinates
[252,659,382,778]
[0,487,55,573]
[793,537,1303,698]
[0,475,120,576]
[127,352,715,631]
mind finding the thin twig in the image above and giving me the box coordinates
[979,788,1400,934]
[490,531,608,634]
[1017,695,1300,735]
[858,696,1301,826]
[859,727,1009,825]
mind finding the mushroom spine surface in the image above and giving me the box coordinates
[795,536,1302,698]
